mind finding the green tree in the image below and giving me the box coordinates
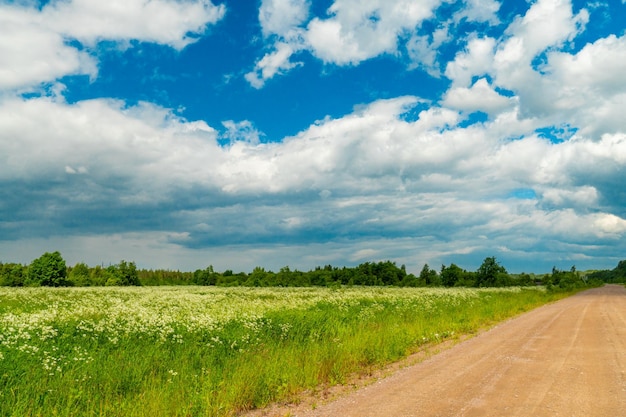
[103,261,140,286]
[276,266,294,286]
[399,273,420,287]
[548,266,583,291]
[0,263,27,286]
[244,266,268,287]
[117,260,140,286]
[105,265,122,286]
[454,271,477,287]
[375,261,405,285]
[89,265,112,286]
[309,265,334,286]
[441,263,464,287]
[69,262,91,286]
[615,260,626,281]
[475,256,507,287]
[419,263,440,286]
[28,251,69,286]
[514,273,534,286]
[194,266,218,285]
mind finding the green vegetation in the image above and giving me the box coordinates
[1,255,141,287]
[0,252,610,415]
[26,251,68,287]
[1,252,617,288]
[0,286,576,417]
[586,260,626,284]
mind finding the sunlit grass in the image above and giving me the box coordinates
[0,286,572,416]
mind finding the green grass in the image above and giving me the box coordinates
[0,286,574,416]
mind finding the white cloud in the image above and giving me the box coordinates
[443,78,514,115]
[2,88,625,271]
[491,0,589,116]
[0,97,219,193]
[444,0,626,142]
[245,42,303,89]
[500,0,588,62]
[44,0,226,49]
[445,36,496,86]
[405,22,452,76]
[3,0,626,273]
[248,0,571,88]
[4,91,610,221]
[247,0,311,88]
[593,214,626,238]
[306,0,442,65]
[221,120,264,145]
[305,18,365,65]
[540,186,599,208]
[259,0,310,37]
[65,165,88,175]
[538,34,626,137]
[247,0,448,86]
[0,0,225,91]
[445,0,589,96]
[453,0,501,24]
[350,248,381,262]
[547,35,626,95]
[0,6,97,90]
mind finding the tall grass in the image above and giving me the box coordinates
[0,286,572,416]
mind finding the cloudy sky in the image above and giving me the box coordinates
[1,0,625,274]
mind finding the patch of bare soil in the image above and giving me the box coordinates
[243,285,626,417]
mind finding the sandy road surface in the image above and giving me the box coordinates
[250,285,626,417]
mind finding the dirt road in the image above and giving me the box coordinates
[252,285,626,417]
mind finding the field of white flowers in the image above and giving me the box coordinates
[0,286,559,417]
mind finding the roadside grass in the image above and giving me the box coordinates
[0,286,574,416]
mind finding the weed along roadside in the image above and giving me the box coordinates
[0,286,579,416]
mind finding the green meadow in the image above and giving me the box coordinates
[0,286,573,416]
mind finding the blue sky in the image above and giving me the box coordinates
[1,0,625,274]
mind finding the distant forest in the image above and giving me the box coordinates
[1,251,624,290]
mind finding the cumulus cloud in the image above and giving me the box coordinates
[3,0,626,272]
[245,0,310,88]
[245,0,521,87]
[443,78,514,115]
[221,120,264,145]
[0,97,219,194]
[0,6,97,90]
[245,42,303,88]
[443,0,625,141]
[306,0,443,64]
[445,36,496,86]
[593,214,626,238]
[453,0,501,24]
[259,0,310,37]
[0,0,225,91]
[549,34,626,96]
[3,89,624,269]
[45,0,226,49]
[247,0,446,86]
[539,34,626,137]
[540,186,599,209]
[499,0,588,62]
[406,24,451,75]
[492,0,589,115]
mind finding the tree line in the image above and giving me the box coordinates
[1,251,618,289]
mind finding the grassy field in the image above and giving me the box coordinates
[0,286,573,416]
